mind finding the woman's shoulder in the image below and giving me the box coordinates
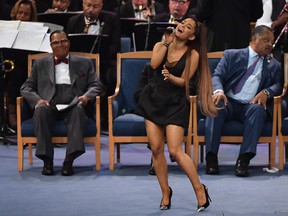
[191,49,199,56]
[190,49,199,61]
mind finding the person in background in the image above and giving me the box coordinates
[204,25,282,177]
[66,0,120,130]
[135,17,217,212]
[4,0,37,130]
[114,0,165,20]
[45,0,71,13]
[153,0,191,23]
[256,0,288,84]
[196,0,263,52]
[10,0,37,21]
[20,30,102,176]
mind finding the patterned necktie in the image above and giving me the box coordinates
[55,58,68,65]
[232,55,260,94]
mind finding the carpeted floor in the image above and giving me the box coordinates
[0,134,288,216]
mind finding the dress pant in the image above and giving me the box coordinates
[204,98,267,156]
[33,104,88,160]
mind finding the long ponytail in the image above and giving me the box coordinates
[185,17,217,117]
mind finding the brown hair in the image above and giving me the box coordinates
[10,0,37,21]
[184,16,217,117]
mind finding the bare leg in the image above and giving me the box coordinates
[166,125,206,206]
[145,120,171,206]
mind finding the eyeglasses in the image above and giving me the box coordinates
[171,0,189,6]
[50,38,69,46]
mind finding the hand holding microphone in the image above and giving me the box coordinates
[163,27,175,47]
[163,27,175,35]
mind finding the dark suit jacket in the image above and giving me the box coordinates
[196,0,263,52]
[212,47,282,115]
[20,54,102,109]
[66,11,120,61]
[153,13,190,23]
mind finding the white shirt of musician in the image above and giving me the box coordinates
[55,55,71,85]
[133,4,146,19]
[84,17,101,34]
[256,0,288,27]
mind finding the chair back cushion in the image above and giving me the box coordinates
[117,58,151,115]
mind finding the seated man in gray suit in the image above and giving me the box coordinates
[205,25,282,177]
[20,30,102,176]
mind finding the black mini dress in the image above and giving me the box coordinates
[135,51,189,128]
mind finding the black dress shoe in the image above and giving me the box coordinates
[149,157,156,175]
[235,159,249,177]
[61,161,74,176]
[149,165,156,175]
[169,154,176,163]
[42,162,54,176]
[205,152,219,175]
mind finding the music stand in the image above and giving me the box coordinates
[68,34,109,59]
[120,18,147,38]
[133,22,177,51]
[37,12,81,31]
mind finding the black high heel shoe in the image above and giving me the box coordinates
[197,184,211,212]
[160,186,173,210]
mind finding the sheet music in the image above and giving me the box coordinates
[0,20,21,30]
[12,31,46,51]
[0,30,18,48]
[18,21,49,33]
[39,33,52,52]
[55,97,79,111]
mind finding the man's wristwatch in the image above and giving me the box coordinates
[262,89,270,98]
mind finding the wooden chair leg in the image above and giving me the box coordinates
[28,144,33,165]
[95,140,101,171]
[285,143,288,164]
[200,143,204,163]
[117,144,120,163]
[18,141,24,171]
[109,139,115,171]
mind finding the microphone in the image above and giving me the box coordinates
[90,22,105,53]
[157,27,175,34]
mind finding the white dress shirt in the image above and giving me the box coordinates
[55,55,71,85]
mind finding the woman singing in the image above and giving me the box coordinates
[135,17,217,212]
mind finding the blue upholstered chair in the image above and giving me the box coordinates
[277,53,288,170]
[17,52,101,171]
[192,51,278,169]
[120,37,132,53]
[108,51,193,170]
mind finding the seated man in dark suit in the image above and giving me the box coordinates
[20,30,103,176]
[66,0,120,130]
[205,25,282,177]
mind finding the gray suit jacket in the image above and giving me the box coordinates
[212,47,282,115]
[21,54,102,109]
